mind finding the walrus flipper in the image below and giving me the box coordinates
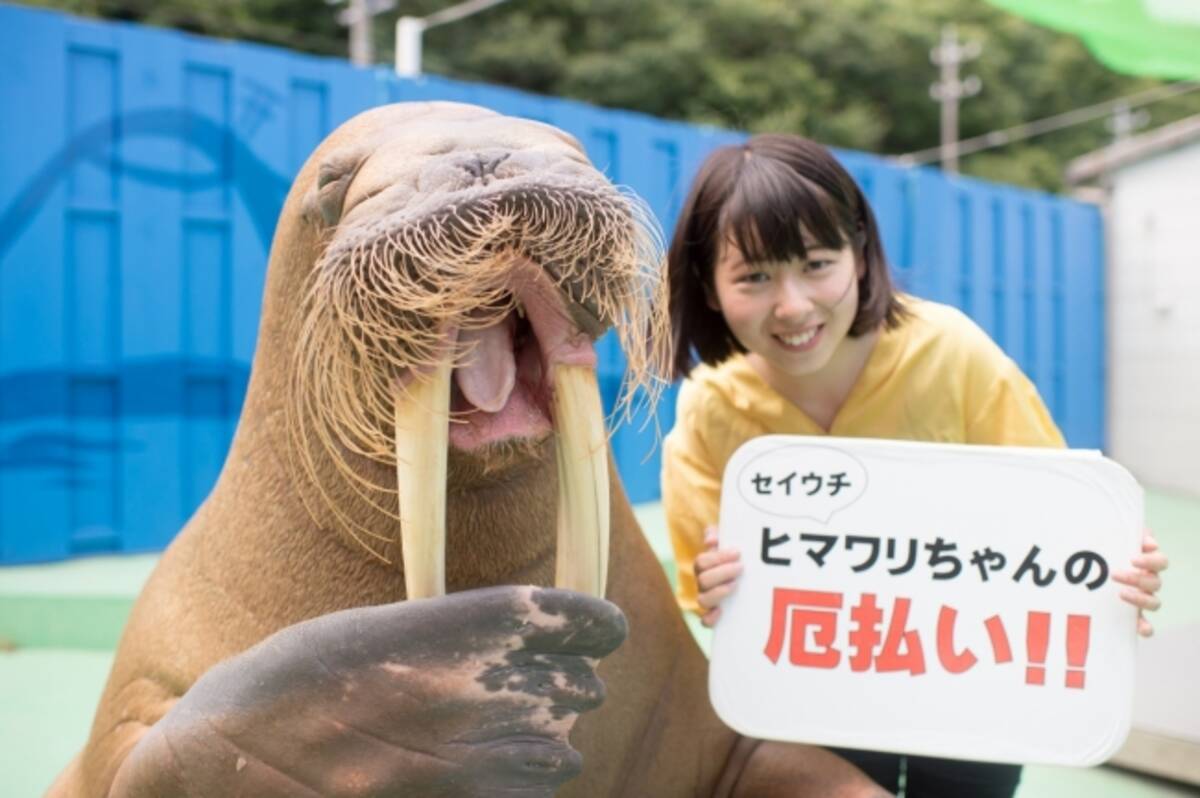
[108,586,626,797]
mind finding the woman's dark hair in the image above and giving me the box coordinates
[667,133,906,379]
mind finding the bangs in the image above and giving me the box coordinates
[719,157,850,265]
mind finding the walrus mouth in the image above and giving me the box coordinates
[394,260,611,601]
[444,259,597,449]
[289,183,668,601]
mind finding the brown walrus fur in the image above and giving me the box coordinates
[48,102,887,798]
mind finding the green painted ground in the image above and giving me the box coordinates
[2,490,1196,797]
[0,650,115,798]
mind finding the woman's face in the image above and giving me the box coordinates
[710,233,860,381]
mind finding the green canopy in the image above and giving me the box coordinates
[987,0,1200,79]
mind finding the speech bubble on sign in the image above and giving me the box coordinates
[736,444,867,522]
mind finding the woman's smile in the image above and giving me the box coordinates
[773,324,824,352]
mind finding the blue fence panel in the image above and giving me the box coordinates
[1057,204,1106,450]
[958,185,997,335]
[0,5,1107,563]
[1,11,61,562]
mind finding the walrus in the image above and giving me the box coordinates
[47,102,889,797]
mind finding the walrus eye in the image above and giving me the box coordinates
[306,148,368,227]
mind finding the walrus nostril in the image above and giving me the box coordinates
[460,152,511,185]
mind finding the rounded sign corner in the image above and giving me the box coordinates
[1077,714,1134,768]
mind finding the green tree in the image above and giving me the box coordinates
[20,0,1200,191]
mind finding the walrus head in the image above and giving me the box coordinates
[273,102,668,597]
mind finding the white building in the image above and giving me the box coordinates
[1068,115,1200,500]
[1068,117,1200,787]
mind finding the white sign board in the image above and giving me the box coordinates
[709,436,1142,766]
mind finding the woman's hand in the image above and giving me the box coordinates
[694,526,744,628]
[1111,529,1169,637]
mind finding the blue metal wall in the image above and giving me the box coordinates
[0,5,1105,564]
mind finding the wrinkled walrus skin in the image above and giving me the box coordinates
[48,103,890,798]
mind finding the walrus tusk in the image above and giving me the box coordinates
[552,364,610,598]
[394,361,451,599]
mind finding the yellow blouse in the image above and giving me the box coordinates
[661,297,1065,614]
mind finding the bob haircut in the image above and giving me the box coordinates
[667,133,906,379]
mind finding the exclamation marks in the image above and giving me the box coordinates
[1023,612,1092,689]
[1025,611,1050,686]
[1065,614,1090,689]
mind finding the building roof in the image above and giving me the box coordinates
[1065,113,1200,185]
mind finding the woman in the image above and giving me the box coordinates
[661,133,1167,797]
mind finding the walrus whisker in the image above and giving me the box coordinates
[291,309,409,532]
[289,388,396,556]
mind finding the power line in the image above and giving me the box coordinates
[395,0,512,77]
[895,80,1200,165]
[425,0,511,30]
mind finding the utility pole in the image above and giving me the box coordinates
[350,0,372,65]
[929,24,981,174]
[1106,101,1150,145]
[331,0,397,66]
